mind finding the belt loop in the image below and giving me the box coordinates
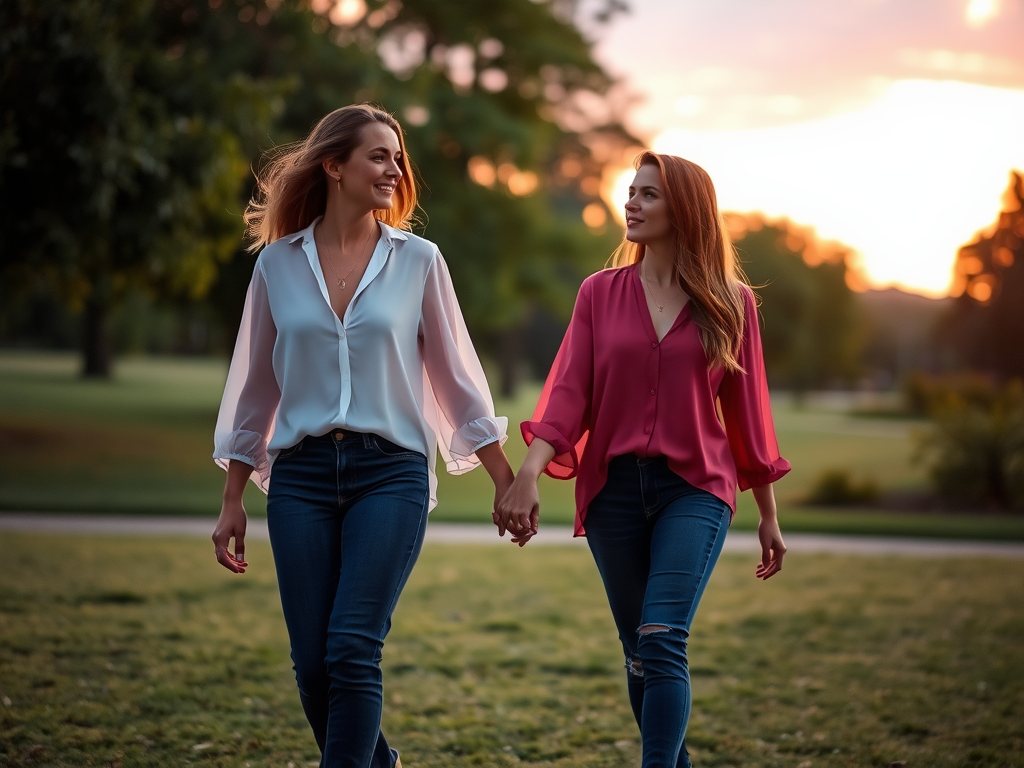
[362,433,373,450]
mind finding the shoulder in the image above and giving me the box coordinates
[256,231,304,272]
[737,282,758,312]
[580,264,634,297]
[385,225,439,267]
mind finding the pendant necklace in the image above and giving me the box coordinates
[642,263,670,313]
[320,224,374,289]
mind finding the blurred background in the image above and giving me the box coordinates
[1,0,1023,527]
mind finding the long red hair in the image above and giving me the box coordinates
[244,104,419,251]
[612,152,749,372]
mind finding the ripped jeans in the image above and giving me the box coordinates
[585,455,730,768]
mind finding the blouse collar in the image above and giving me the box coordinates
[287,217,409,246]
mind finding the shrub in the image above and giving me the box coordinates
[914,378,1024,510]
[804,469,879,506]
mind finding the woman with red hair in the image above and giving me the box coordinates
[498,152,790,767]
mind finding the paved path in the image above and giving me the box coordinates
[2,513,1023,558]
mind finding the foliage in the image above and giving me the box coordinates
[0,0,279,375]
[0,0,637,386]
[803,469,879,507]
[728,215,865,391]
[939,171,1024,379]
[3,533,1024,766]
[914,376,1024,511]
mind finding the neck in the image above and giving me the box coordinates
[641,241,677,287]
[319,196,378,248]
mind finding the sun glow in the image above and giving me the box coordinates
[965,0,1000,28]
[608,80,1024,296]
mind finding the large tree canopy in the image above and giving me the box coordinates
[940,171,1024,380]
[730,215,865,391]
[0,0,635,384]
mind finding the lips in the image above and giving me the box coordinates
[375,183,396,195]
[626,216,644,227]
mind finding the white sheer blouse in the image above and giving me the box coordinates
[213,218,507,509]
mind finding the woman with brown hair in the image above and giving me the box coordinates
[211,104,514,767]
[497,152,790,767]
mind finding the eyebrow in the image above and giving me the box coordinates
[628,185,660,193]
[368,145,399,154]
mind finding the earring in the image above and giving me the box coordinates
[335,176,342,192]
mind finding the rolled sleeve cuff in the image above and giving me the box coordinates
[213,429,270,488]
[445,416,509,473]
[737,458,792,492]
[521,421,579,480]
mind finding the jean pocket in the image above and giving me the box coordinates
[371,435,422,460]
[276,441,304,460]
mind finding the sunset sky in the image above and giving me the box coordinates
[584,0,1024,296]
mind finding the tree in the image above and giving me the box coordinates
[1,0,636,389]
[0,0,278,376]
[335,0,637,393]
[939,171,1024,380]
[729,215,865,391]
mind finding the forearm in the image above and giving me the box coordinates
[222,459,253,504]
[517,438,557,482]
[476,441,515,487]
[752,483,778,520]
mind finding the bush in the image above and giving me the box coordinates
[914,378,1024,510]
[804,469,879,506]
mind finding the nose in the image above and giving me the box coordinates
[386,160,402,179]
[624,196,639,212]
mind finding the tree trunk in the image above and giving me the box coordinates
[496,327,522,400]
[81,293,113,378]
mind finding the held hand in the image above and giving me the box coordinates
[496,474,540,547]
[491,473,516,536]
[756,515,786,580]
[212,498,249,573]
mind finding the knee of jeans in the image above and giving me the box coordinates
[625,654,645,678]
[636,623,689,670]
[325,630,383,680]
[292,654,328,698]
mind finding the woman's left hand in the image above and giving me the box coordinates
[756,515,786,580]
[491,474,516,535]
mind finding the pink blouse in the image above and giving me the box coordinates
[522,263,790,536]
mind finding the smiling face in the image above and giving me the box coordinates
[624,162,673,247]
[328,121,404,214]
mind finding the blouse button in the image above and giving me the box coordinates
[651,342,657,348]
[650,389,656,396]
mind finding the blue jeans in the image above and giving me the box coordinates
[267,429,430,768]
[585,455,731,768]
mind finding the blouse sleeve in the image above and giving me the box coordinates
[718,286,791,491]
[420,251,508,475]
[212,259,281,492]
[521,278,594,480]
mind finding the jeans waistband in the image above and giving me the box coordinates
[303,429,373,447]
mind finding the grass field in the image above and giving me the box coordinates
[3,351,1024,540]
[1,532,1022,767]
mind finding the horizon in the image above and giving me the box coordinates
[587,0,1024,298]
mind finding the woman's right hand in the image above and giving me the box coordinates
[213,460,252,573]
[497,438,556,546]
[496,474,540,546]
[213,498,248,573]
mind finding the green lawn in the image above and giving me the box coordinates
[1,533,1022,767]
[2,351,1024,540]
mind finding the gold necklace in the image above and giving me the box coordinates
[641,263,674,313]
[319,224,374,289]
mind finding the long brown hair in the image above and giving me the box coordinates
[612,152,749,372]
[244,104,418,251]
